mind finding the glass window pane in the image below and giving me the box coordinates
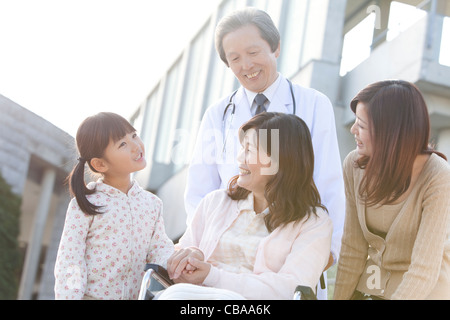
[439,17,450,67]
[154,61,182,164]
[279,0,309,76]
[387,1,427,42]
[340,13,376,76]
[174,29,209,168]
[142,87,159,152]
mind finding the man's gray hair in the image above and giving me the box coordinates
[215,7,280,66]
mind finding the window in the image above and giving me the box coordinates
[202,0,240,111]
[386,1,427,42]
[154,61,182,164]
[130,107,144,138]
[340,13,376,76]
[174,28,209,168]
[249,0,282,26]
[141,87,160,157]
[279,0,310,76]
[439,17,450,67]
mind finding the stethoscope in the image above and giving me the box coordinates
[221,79,296,154]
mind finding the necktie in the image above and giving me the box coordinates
[254,93,268,115]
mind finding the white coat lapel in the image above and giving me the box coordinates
[221,87,252,162]
[234,86,253,121]
[267,77,292,114]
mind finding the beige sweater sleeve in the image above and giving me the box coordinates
[390,159,450,299]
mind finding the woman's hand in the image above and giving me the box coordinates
[175,257,211,285]
[167,247,204,280]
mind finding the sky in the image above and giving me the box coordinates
[0,0,220,137]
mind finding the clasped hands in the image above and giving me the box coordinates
[166,247,210,285]
[166,248,334,285]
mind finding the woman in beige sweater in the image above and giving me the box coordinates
[334,80,450,300]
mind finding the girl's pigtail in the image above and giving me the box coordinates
[68,157,104,215]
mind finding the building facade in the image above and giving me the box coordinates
[0,94,76,299]
[129,0,450,240]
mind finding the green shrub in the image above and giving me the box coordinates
[0,173,22,300]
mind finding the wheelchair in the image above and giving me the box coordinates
[138,264,318,300]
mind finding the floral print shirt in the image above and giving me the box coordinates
[54,179,174,300]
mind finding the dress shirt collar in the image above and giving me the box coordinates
[244,73,282,113]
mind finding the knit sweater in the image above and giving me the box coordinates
[334,150,450,300]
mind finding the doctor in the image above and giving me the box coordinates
[184,7,344,299]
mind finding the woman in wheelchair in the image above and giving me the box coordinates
[160,112,333,300]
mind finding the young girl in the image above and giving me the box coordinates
[54,112,174,300]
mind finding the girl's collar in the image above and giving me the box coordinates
[90,178,141,197]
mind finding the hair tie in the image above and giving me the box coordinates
[78,157,86,162]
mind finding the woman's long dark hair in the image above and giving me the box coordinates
[67,112,136,215]
[228,112,326,232]
[350,80,447,206]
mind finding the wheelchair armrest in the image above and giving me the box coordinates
[138,264,175,300]
[138,268,156,300]
[144,264,174,287]
[293,285,317,300]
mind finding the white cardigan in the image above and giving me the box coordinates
[177,189,333,300]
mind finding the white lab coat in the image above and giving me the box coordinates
[184,74,345,299]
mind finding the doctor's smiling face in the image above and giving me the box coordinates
[223,24,280,93]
